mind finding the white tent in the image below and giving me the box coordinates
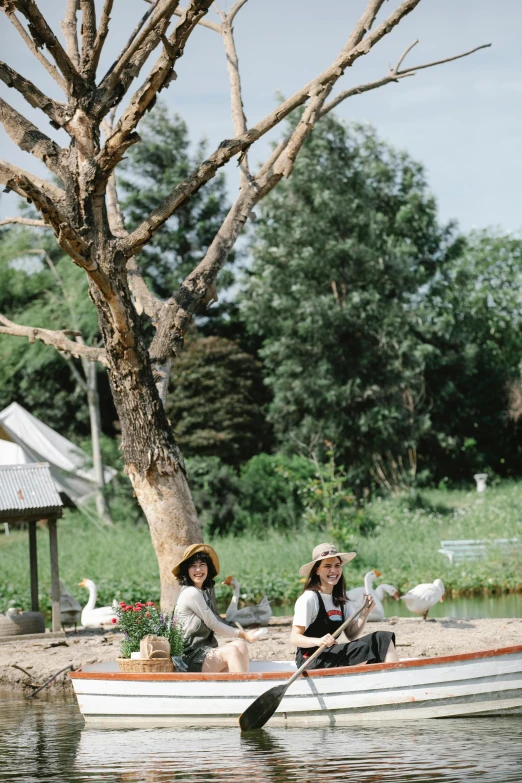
[0,402,115,505]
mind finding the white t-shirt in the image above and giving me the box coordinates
[293,590,355,630]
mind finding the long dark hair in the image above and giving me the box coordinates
[302,557,348,608]
[176,552,217,590]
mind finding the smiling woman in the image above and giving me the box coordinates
[173,544,258,673]
[290,543,399,669]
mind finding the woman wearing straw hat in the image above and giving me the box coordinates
[290,543,399,669]
[173,544,258,673]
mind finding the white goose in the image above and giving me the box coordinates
[368,583,400,622]
[401,579,445,620]
[78,578,117,627]
[346,569,381,613]
[222,576,272,627]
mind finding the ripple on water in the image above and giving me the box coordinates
[0,698,521,783]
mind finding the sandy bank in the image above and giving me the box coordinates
[0,616,520,695]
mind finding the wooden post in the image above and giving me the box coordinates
[48,518,61,633]
[28,520,39,612]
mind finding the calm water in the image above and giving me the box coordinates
[271,593,522,619]
[0,695,521,783]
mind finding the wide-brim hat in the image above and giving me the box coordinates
[172,544,220,578]
[299,542,356,578]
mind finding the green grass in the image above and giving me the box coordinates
[1,482,521,615]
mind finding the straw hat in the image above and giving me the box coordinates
[171,544,220,578]
[299,542,356,578]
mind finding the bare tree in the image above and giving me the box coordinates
[0,0,489,607]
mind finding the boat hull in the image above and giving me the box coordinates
[70,645,522,728]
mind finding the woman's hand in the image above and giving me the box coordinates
[319,633,337,648]
[240,629,259,644]
[363,594,375,614]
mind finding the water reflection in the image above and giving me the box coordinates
[270,593,522,619]
[0,696,521,783]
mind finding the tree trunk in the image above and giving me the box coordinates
[96,281,202,610]
[129,466,202,610]
[84,361,112,526]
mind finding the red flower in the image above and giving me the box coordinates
[111,617,117,624]
[146,602,154,607]
[119,601,126,607]
[145,612,151,618]
[133,607,140,612]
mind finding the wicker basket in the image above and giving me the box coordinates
[116,656,175,673]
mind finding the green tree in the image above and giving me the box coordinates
[166,333,271,466]
[241,117,448,488]
[416,229,522,481]
[0,227,111,438]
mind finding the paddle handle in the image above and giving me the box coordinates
[284,595,370,690]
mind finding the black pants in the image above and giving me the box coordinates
[296,631,395,669]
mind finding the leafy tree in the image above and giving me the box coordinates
[166,334,272,466]
[0,227,113,438]
[416,230,522,481]
[241,117,449,488]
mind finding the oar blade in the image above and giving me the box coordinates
[239,683,288,732]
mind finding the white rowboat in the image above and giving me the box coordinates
[70,644,522,727]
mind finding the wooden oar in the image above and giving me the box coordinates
[239,596,370,732]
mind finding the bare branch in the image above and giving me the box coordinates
[0,61,67,127]
[398,41,491,76]
[91,0,114,74]
[3,173,93,268]
[101,140,163,319]
[10,0,84,96]
[60,0,80,69]
[321,41,492,118]
[98,0,214,170]
[150,187,254,362]
[0,97,65,178]
[0,159,65,202]
[99,0,180,99]
[0,314,108,366]
[124,0,412,254]
[221,14,249,178]
[0,216,47,227]
[173,5,220,31]
[2,8,66,90]
[228,0,249,23]
[79,0,97,72]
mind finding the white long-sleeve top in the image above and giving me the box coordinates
[175,586,239,646]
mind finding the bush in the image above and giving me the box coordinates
[186,456,241,535]
[235,453,316,533]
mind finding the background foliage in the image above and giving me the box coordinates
[1,105,522,603]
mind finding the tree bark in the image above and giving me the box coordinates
[129,466,201,609]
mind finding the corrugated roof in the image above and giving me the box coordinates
[0,463,63,517]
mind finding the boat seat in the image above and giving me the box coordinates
[438,537,520,565]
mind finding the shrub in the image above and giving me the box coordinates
[186,456,241,535]
[235,453,316,533]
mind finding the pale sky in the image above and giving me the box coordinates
[1,0,520,232]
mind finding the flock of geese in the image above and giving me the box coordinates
[61,571,445,629]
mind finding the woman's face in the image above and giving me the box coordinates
[188,558,208,588]
[315,557,343,590]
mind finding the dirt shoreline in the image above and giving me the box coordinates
[0,616,520,696]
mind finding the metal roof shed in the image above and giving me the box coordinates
[0,463,64,634]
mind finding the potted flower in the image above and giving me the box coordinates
[113,601,184,672]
